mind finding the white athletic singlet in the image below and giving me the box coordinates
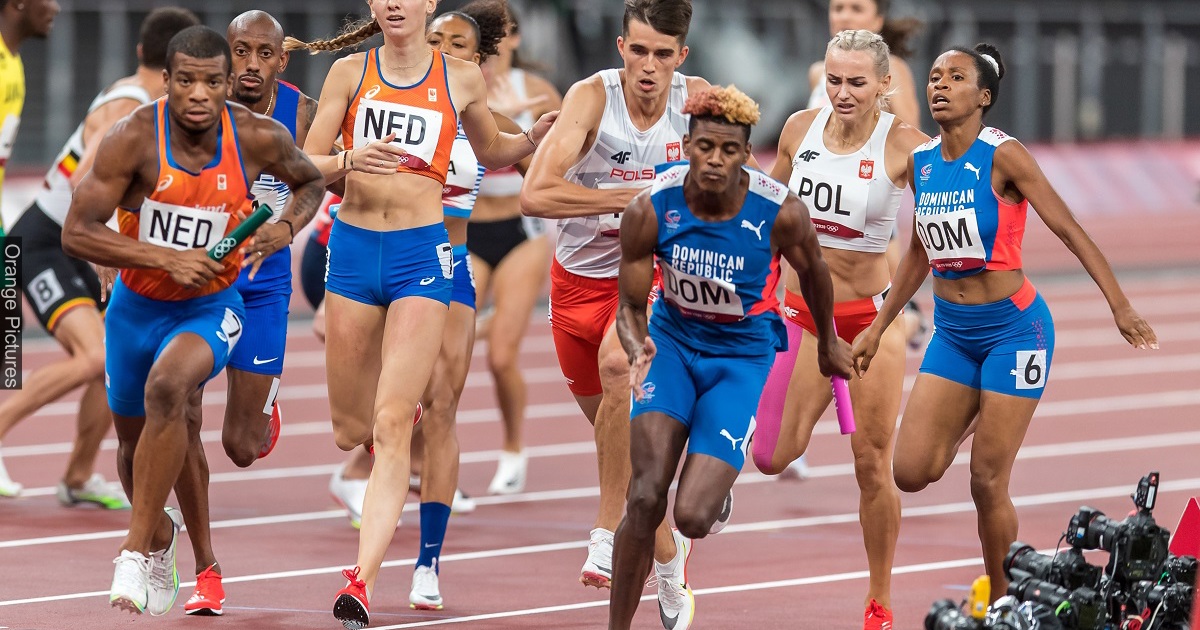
[557,69,689,278]
[35,84,151,226]
[788,107,902,253]
[477,67,533,198]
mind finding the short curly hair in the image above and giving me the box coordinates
[684,85,760,141]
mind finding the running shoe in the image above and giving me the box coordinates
[452,488,477,514]
[709,490,733,535]
[184,564,225,616]
[329,466,368,530]
[864,598,894,630]
[409,561,444,610]
[487,450,528,495]
[408,474,478,514]
[110,549,152,613]
[257,402,282,459]
[654,530,695,630]
[56,473,130,509]
[0,449,22,497]
[780,455,811,481]
[333,566,370,630]
[580,527,614,589]
[146,507,183,616]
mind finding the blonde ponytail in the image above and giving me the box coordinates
[284,18,382,54]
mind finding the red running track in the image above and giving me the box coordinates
[1,269,1199,629]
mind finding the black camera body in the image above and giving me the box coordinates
[1007,572,1107,630]
[926,599,984,630]
[1007,543,1103,591]
[1067,506,1171,583]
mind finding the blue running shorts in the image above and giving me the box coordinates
[325,221,453,307]
[450,244,476,309]
[631,331,774,471]
[227,285,289,376]
[105,278,245,417]
[920,278,1055,399]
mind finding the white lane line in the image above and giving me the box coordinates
[4,430,1200,549]
[4,478,1199,609]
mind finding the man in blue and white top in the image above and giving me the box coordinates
[610,85,852,630]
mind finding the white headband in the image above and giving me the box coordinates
[980,53,1000,77]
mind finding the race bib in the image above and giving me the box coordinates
[139,199,231,251]
[442,136,478,199]
[792,174,869,239]
[354,100,443,170]
[660,263,745,323]
[915,207,986,272]
[1013,349,1048,390]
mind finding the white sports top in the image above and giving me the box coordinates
[477,67,534,198]
[556,69,689,278]
[35,84,151,225]
[787,107,903,253]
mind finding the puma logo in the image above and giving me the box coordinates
[719,429,744,450]
[740,219,766,240]
[964,162,981,180]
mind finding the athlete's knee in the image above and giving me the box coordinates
[852,439,893,489]
[143,373,191,420]
[332,416,372,452]
[893,462,938,493]
[968,464,1009,506]
[625,479,668,528]
[222,430,258,468]
[79,346,106,382]
[598,347,630,392]
[672,496,716,541]
[370,405,416,453]
[487,340,519,375]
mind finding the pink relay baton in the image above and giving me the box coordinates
[830,322,856,435]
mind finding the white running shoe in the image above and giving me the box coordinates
[0,449,23,497]
[709,490,733,535]
[330,466,368,530]
[110,550,152,613]
[779,455,811,481]
[580,527,614,588]
[409,561,444,610]
[452,488,476,514]
[487,450,527,495]
[654,530,695,630]
[57,473,130,510]
[146,507,183,616]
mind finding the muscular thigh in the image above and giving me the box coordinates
[324,293,385,429]
[848,315,906,452]
[894,373,980,483]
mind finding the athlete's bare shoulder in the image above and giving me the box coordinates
[780,108,821,141]
[326,51,369,86]
[558,73,606,120]
[229,102,293,150]
[885,117,930,152]
[683,74,710,94]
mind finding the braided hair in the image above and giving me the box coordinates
[284,17,381,54]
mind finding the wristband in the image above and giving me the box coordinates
[522,128,537,147]
[279,218,295,239]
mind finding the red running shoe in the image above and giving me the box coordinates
[257,402,282,459]
[333,566,370,630]
[184,564,225,616]
[864,598,894,630]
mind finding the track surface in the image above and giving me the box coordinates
[1,263,1199,629]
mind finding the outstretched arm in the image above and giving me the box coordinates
[520,77,640,219]
[996,140,1157,349]
[774,194,851,379]
[615,191,659,397]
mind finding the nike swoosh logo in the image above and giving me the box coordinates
[659,601,680,628]
[252,356,278,365]
[424,543,439,548]
[594,564,611,575]
[452,259,462,269]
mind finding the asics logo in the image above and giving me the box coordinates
[420,277,436,286]
[252,356,278,365]
[740,219,766,240]
[364,85,381,100]
[719,429,744,450]
[964,162,981,180]
[155,174,174,192]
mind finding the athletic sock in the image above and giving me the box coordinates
[750,317,803,470]
[417,502,452,572]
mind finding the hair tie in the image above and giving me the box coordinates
[980,53,1000,77]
